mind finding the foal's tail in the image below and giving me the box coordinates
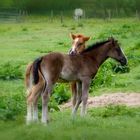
[33,57,43,85]
[25,63,33,88]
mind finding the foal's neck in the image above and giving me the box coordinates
[85,42,110,67]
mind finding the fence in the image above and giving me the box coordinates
[0,8,139,23]
[0,8,27,22]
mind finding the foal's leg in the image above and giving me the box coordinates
[32,81,44,122]
[72,81,82,117]
[80,79,90,116]
[26,83,33,124]
[26,95,32,124]
[27,80,44,123]
[71,82,77,110]
[41,83,53,124]
[33,93,41,122]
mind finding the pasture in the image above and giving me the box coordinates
[0,17,140,140]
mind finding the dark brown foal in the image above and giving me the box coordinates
[26,37,127,124]
[25,33,90,123]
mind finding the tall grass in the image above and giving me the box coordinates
[0,62,23,80]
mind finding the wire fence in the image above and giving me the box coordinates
[0,8,139,22]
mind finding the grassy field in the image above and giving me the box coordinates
[0,107,140,140]
[0,17,140,139]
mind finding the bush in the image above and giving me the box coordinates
[112,64,130,73]
[52,83,71,104]
[89,105,140,118]
[0,62,23,80]
[126,41,140,67]
[48,98,60,111]
[0,91,26,120]
[90,61,114,92]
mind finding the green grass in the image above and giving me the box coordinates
[0,17,140,93]
[0,106,140,140]
[0,17,140,139]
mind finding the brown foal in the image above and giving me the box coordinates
[25,33,90,123]
[69,33,90,113]
[26,37,127,124]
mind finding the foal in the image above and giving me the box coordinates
[25,33,90,123]
[27,37,127,124]
[69,33,90,112]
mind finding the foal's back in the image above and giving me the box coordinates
[40,52,96,82]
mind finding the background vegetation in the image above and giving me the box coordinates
[0,0,140,17]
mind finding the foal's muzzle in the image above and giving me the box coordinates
[69,49,77,55]
[119,57,127,66]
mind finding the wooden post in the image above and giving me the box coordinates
[115,8,118,18]
[107,9,111,21]
[103,8,106,20]
[51,10,53,22]
[136,10,139,20]
[60,11,63,23]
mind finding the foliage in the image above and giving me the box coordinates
[0,0,140,18]
[90,61,113,92]
[89,105,140,118]
[112,65,130,73]
[52,84,71,104]
[0,87,26,120]
[0,62,23,80]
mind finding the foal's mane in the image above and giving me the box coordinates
[82,39,110,53]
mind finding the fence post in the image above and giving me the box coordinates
[51,10,54,22]
[115,8,118,18]
[107,9,111,21]
[60,11,63,23]
[136,10,139,20]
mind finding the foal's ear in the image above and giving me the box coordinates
[70,33,76,40]
[108,37,114,41]
[84,36,90,41]
[108,37,115,44]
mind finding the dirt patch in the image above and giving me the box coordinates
[61,93,140,109]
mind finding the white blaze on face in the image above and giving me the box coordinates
[120,47,127,61]
[120,47,124,56]
[72,38,79,52]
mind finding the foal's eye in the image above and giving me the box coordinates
[116,47,122,55]
[116,47,121,52]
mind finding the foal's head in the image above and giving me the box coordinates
[107,37,127,66]
[69,33,90,55]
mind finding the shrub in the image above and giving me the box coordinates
[90,61,114,92]
[89,105,140,118]
[48,97,60,111]
[0,91,26,120]
[126,41,140,67]
[52,83,71,104]
[112,64,130,73]
[0,62,23,80]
